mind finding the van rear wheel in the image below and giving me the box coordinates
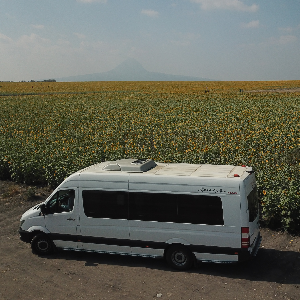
[31,234,54,255]
[166,245,194,270]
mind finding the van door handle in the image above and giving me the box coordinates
[67,218,75,221]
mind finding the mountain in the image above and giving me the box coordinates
[56,58,213,82]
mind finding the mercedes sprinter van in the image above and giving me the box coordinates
[19,159,261,270]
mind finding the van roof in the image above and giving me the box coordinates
[78,158,251,179]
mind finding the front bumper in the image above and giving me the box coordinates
[19,229,32,243]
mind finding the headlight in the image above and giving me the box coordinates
[20,220,25,228]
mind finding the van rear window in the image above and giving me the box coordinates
[247,186,259,222]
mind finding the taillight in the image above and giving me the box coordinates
[241,227,250,248]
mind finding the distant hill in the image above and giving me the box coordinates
[56,58,213,82]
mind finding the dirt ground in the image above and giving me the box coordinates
[0,180,299,300]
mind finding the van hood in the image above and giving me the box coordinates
[20,203,44,220]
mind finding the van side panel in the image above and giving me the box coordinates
[129,220,240,256]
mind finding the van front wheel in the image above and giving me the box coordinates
[166,245,194,270]
[31,234,54,255]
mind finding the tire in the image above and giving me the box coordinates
[31,234,54,255]
[166,245,194,270]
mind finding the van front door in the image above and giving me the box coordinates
[44,188,79,250]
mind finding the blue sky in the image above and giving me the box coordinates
[0,0,299,81]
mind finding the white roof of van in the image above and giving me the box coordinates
[78,158,251,179]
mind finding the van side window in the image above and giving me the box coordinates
[82,190,128,219]
[129,193,177,222]
[178,195,223,225]
[129,192,224,225]
[47,190,75,214]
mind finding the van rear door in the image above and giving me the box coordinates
[247,184,260,249]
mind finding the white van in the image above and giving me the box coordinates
[19,159,261,270]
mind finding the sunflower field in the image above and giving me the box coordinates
[0,81,299,231]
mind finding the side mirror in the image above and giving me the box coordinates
[40,204,48,216]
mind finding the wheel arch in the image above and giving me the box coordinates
[164,243,195,260]
[27,226,50,242]
[164,238,191,258]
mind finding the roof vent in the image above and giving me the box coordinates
[103,158,157,172]
[103,164,121,171]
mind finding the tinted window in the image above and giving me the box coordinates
[82,190,128,219]
[129,192,224,225]
[247,186,259,222]
[129,192,177,222]
[178,195,223,225]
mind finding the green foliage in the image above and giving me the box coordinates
[26,186,37,199]
[0,82,299,231]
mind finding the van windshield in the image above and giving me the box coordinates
[247,186,259,222]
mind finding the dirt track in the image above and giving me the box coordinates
[1,181,300,300]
